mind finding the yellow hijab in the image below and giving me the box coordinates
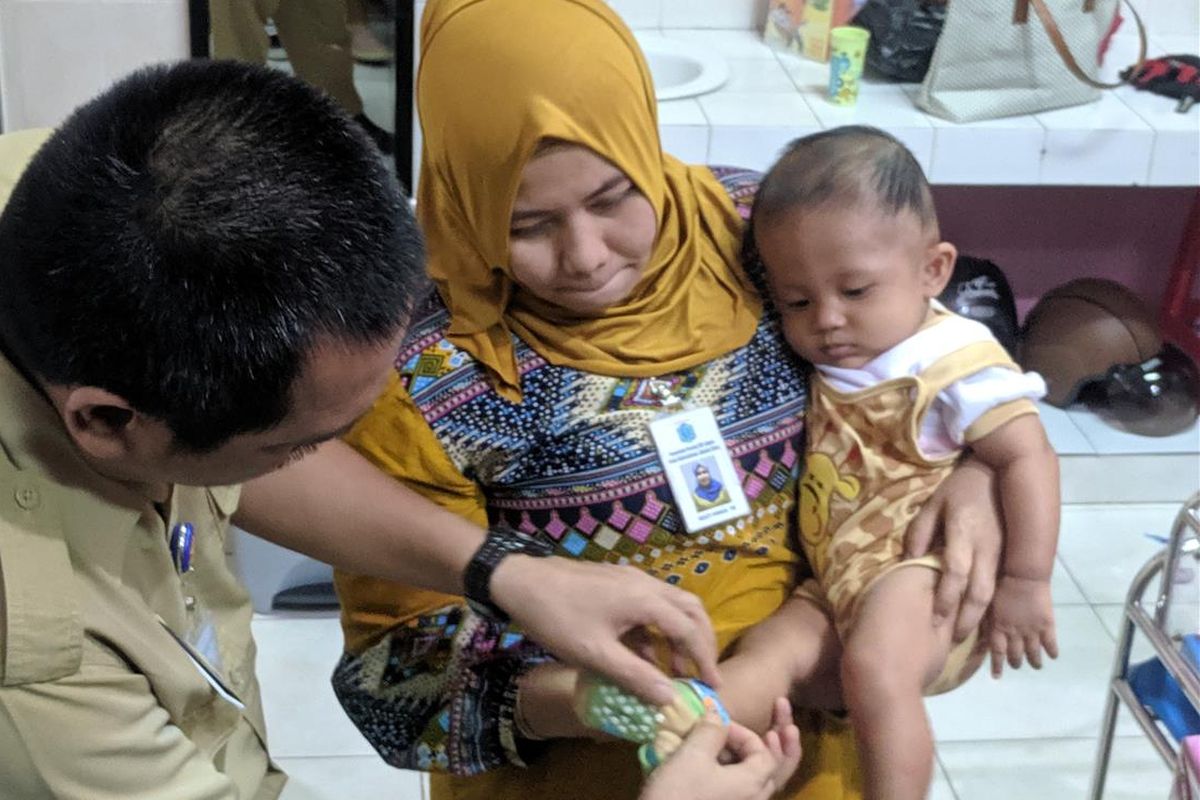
[417,0,761,401]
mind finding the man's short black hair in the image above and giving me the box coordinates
[0,60,424,451]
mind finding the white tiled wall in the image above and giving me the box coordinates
[0,0,190,131]
[608,0,767,30]
[605,0,662,29]
[1144,0,1200,36]
[607,0,1198,34]
[406,1,1200,187]
[661,0,765,29]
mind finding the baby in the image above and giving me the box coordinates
[745,126,1060,800]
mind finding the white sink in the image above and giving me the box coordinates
[635,33,729,101]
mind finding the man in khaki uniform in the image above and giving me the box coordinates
[0,366,284,797]
[0,60,416,799]
[0,60,719,798]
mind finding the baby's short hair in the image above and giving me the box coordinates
[752,126,938,233]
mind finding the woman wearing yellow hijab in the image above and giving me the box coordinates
[415,0,759,399]
[331,1,997,798]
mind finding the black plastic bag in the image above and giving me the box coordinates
[851,0,947,83]
[937,255,1019,358]
[1121,55,1200,113]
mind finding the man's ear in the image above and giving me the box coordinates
[57,386,143,462]
[921,241,958,298]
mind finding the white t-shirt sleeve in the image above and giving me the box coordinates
[920,367,1047,456]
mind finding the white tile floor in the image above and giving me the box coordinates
[258,406,1199,799]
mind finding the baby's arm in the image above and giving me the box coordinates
[967,412,1060,677]
[718,594,845,732]
[639,699,802,800]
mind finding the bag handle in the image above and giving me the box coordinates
[1014,0,1094,19]
[1013,0,1147,90]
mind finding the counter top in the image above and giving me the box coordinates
[654,29,1199,187]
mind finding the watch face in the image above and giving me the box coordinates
[493,525,555,557]
[522,534,556,558]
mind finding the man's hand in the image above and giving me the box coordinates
[905,457,1002,642]
[640,699,802,800]
[492,556,719,706]
[240,441,716,706]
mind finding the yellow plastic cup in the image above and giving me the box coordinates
[827,26,870,106]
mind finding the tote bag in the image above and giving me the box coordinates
[917,0,1145,122]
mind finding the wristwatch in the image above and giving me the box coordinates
[463,523,555,623]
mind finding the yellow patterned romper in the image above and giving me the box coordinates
[797,304,1045,694]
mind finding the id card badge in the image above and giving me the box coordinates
[648,406,750,534]
[158,618,245,711]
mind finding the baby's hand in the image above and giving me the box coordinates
[987,575,1059,678]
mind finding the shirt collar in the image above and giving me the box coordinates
[0,348,152,531]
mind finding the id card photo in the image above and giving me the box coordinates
[648,407,750,533]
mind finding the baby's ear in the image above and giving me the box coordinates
[921,241,958,297]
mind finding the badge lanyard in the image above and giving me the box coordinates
[645,379,750,534]
[169,520,223,670]
[159,619,245,711]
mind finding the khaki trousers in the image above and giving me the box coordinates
[209,0,363,115]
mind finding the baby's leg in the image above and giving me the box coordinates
[720,592,843,733]
[840,566,955,800]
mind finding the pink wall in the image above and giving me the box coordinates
[932,186,1198,321]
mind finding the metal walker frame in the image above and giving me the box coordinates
[1090,493,1200,799]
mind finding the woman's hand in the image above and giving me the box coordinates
[905,456,1003,643]
[639,699,802,800]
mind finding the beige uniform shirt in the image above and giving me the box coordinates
[0,131,284,799]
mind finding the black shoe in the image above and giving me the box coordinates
[353,113,394,156]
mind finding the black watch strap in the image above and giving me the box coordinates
[463,524,555,623]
